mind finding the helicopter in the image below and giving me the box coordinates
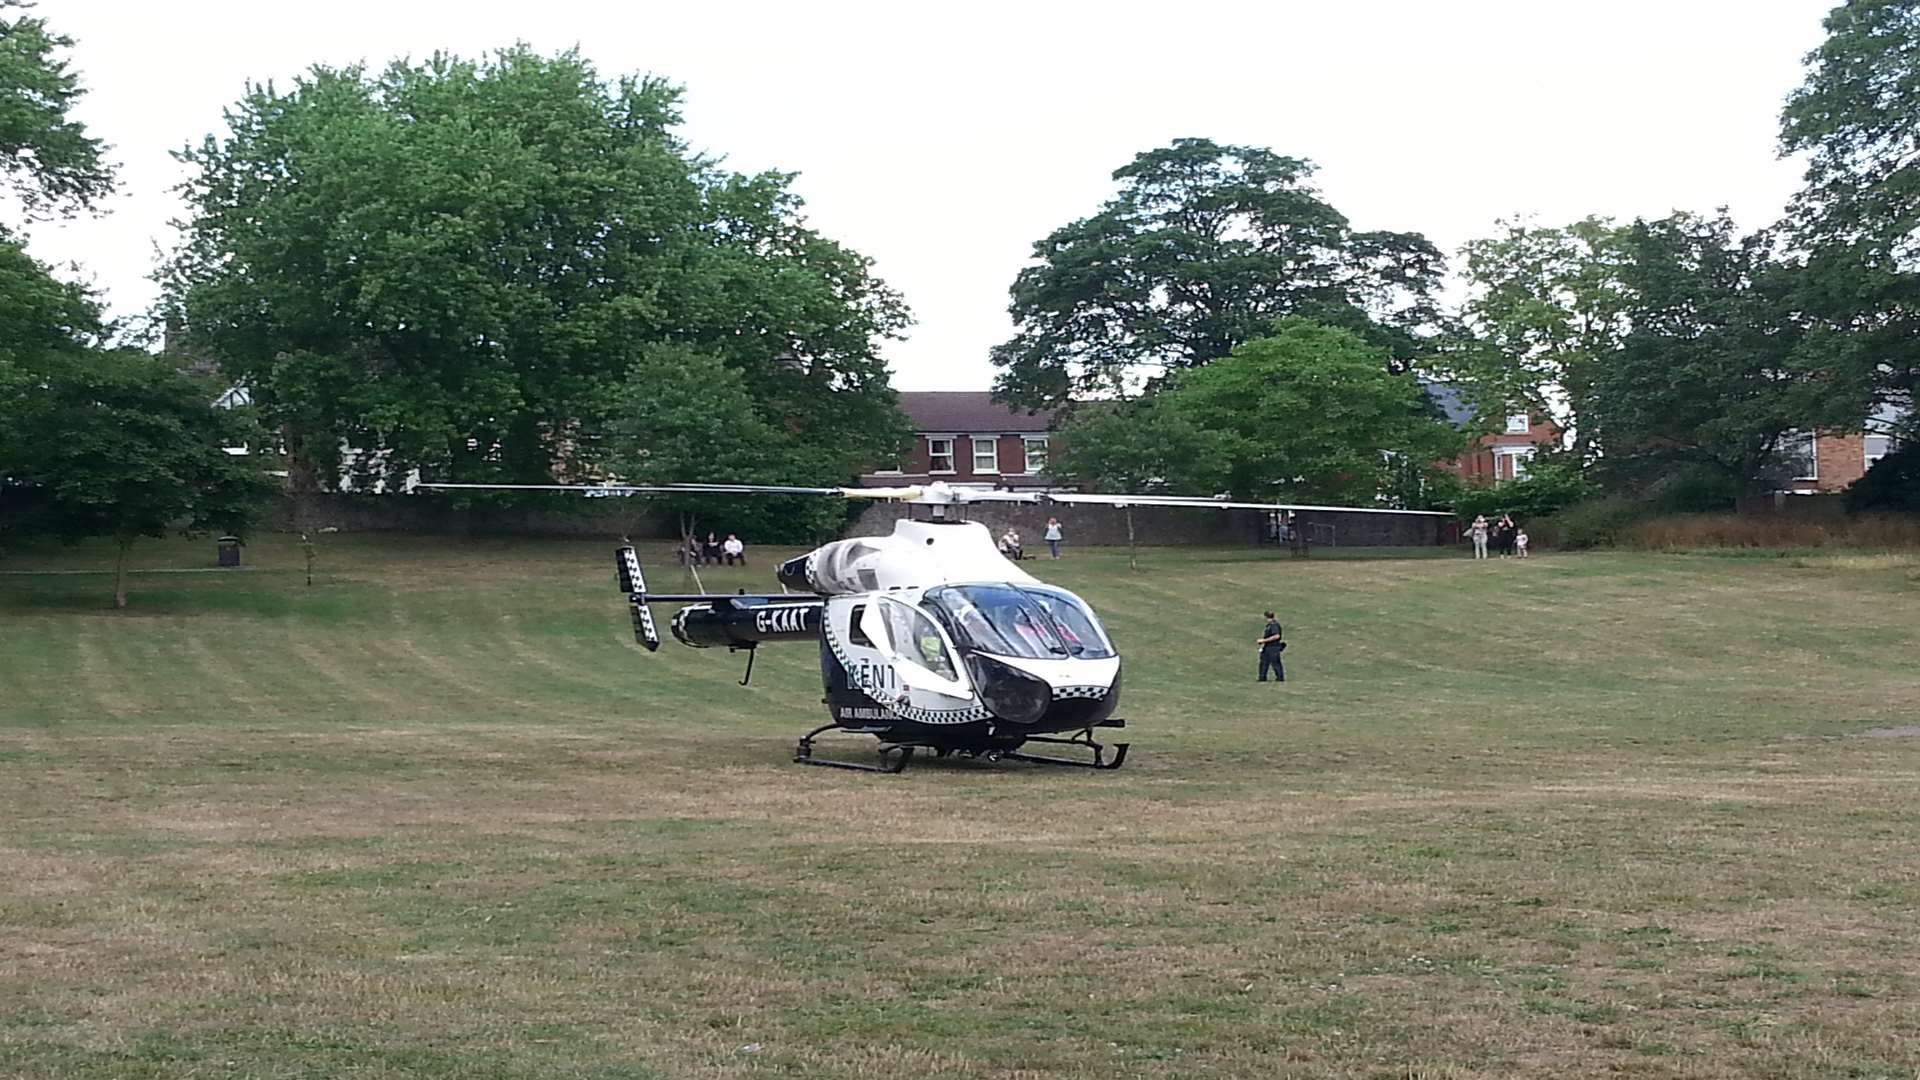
[416,481,1448,773]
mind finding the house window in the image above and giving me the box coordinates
[927,437,955,474]
[1022,436,1049,474]
[1505,413,1531,435]
[1780,431,1817,481]
[972,436,999,474]
[1491,446,1535,482]
[1865,434,1894,470]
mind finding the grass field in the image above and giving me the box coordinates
[3,533,1919,1078]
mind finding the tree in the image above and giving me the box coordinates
[0,0,115,217]
[1050,398,1233,495]
[1060,319,1459,506]
[1448,217,1630,455]
[0,227,101,369]
[165,48,910,495]
[1845,440,1920,512]
[600,344,850,545]
[1586,213,1871,495]
[1781,0,1920,252]
[1780,0,1920,427]
[0,350,276,606]
[991,138,1444,411]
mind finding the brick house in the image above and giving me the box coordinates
[1772,404,1904,493]
[861,392,1057,488]
[1422,380,1903,493]
[1422,381,1560,483]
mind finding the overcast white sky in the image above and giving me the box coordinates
[27,0,1835,390]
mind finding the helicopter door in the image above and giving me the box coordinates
[823,596,899,713]
[871,596,968,699]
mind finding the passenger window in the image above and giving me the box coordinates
[848,604,873,647]
[880,601,957,681]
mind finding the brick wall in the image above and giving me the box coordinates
[848,502,1445,548]
[1809,432,1868,492]
[276,493,674,538]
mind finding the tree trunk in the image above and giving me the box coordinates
[1125,506,1138,572]
[113,535,133,609]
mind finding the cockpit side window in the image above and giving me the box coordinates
[878,600,958,681]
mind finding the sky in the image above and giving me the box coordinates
[27,0,1838,391]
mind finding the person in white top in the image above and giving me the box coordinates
[722,533,746,566]
[998,528,1022,561]
[1514,530,1530,559]
[1044,517,1064,559]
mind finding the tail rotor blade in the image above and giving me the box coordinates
[615,546,660,652]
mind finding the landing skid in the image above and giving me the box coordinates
[794,723,915,774]
[1002,730,1131,771]
[791,722,1130,774]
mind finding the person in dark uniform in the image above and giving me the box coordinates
[1256,610,1286,682]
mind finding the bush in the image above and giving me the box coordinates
[1447,453,1597,523]
[1846,442,1920,514]
[1546,496,1646,549]
[1627,513,1920,551]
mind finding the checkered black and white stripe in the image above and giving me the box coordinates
[1051,685,1110,701]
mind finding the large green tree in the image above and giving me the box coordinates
[1058,319,1459,506]
[1050,398,1233,496]
[1780,0,1920,433]
[1448,216,1629,455]
[0,350,276,606]
[0,0,114,217]
[0,0,113,383]
[601,343,850,545]
[165,48,911,494]
[991,139,1444,411]
[1587,213,1870,495]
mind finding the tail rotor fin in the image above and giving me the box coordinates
[615,546,661,652]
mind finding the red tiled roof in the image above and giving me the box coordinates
[898,391,1053,433]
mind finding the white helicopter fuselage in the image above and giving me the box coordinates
[777,519,1123,737]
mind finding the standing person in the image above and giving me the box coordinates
[1468,514,1490,559]
[1256,610,1286,683]
[703,531,723,566]
[1044,517,1064,559]
[1515,528,1530,559]
[722,533,746,566]
[1496,514,1517,558]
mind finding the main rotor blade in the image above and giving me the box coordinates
[1043,493,1453,516]
[414,482,850,497]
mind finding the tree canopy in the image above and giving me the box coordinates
[991,138,1444,412]
[601,343,851,544]
[0,0,115,217]
[1585,213,1870,494]
[0,350,277,606]
[1448,216,1628,453]
[1056,319,1459,506]
[1779,0,1920,436]
[165,47,911,495]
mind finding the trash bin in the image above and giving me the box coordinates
[217,536,242,568]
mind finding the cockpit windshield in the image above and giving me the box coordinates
[923,585,1117,661]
